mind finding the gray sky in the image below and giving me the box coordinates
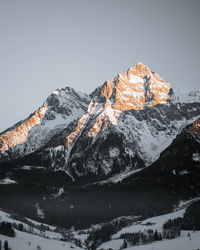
[0,0,200,132]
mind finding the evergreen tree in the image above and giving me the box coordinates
[123,239,127,248]
[78,239,82,247]
[158,232,163,240]
[91,243,95,250]
[18,223,24,231]
[37,245,42,250]
[4,241,8,250]
[154,230,158,241]
[0,222,15,237]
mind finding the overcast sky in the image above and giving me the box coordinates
[0,0,199,132]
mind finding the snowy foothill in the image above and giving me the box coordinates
[98,231,200,250]
[0,230,83,250]
[0,210,61,239]
[0,209,83,249]
[109,199,198,240]
[1,198,200,250]
[112,208,186,239]
[95,199,200,250]
[126,231,200,250]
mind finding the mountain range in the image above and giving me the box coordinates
[0,63,200,184]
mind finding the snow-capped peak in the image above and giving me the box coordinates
[0,86,89,160]
[85,63,172,137]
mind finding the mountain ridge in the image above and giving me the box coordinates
[0,63,200,182]
[0,86,90,162]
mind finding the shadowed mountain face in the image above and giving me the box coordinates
[121,119,200,197]
[0,63,200,182]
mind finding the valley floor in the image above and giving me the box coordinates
[0,198,200,250]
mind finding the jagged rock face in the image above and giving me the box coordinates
[110,63,171,111]
[86,63,171,137]
[0,87,90,162]
[0,63,200,181]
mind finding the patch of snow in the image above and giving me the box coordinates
[44,230,62,239]
[24,217,56,231]
[175,197,200,210]
[192,152,200,162]
[73,232,89,242]
[44,108,84,130]
[179,170,189,175]
[20,166,46,171]
[172,170,176,175]
[97,239,124,250]
[53,187,64,198]
[52,90,59,95]
[172,169,190,176]
[109,147,120,158]
[34,203,45,219]
[129,75,144,84]
[20,166,33,170]
[0,177,17,185]
[83,167,143,187]
[102,167,144,184]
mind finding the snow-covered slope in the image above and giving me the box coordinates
[96,199,200,250]
[113,209,186,238]
[1,206,199,250]
[97,231,200,250]
[0,231,83,250]
[0,87,90,162]
[0,63,200,181]
[0,209,83,250]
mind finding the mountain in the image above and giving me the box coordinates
[0,63,200,182]
[0,87,90,162]
[121,119,200,196]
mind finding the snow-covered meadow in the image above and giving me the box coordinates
[98,231,200,250]
[0,198,200,250]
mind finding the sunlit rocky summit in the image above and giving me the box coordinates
[0,63,200,181]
